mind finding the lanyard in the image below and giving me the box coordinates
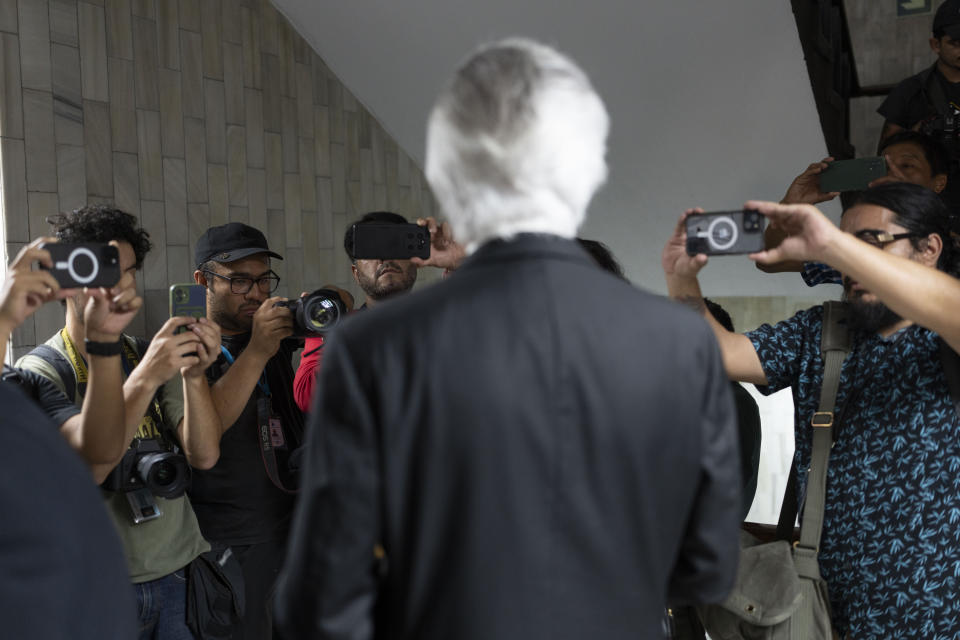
[60,328,138,380]
[219,345,271,397]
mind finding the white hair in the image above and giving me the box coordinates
[425,38,610,252]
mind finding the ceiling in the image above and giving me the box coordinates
[272,0,835,297]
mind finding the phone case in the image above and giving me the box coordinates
[40,243,121,288]
[819,157,887,193]
[349,223,430,260]
[169,284,206,329]
[685,210,766,256]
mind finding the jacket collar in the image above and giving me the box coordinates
[459,234,594,271]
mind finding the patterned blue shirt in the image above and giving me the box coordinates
[746,306,960,638]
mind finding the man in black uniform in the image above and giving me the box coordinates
[191,222,304,640]
[878,0,960,211]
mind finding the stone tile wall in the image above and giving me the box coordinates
[0,0,435,360]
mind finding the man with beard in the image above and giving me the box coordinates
[662,181,960,637]
[190,222,305,639]
[292,211,463,412]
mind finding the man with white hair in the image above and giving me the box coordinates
[275,38,741,640]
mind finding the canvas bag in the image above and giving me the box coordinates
[696,301,849,640]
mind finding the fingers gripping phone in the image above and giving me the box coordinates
[39,242,121,288]
[685,210,766,256]
[347,223,430,260]
[818,156,887,193]
[169,284,206,334]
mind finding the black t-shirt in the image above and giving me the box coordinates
[189,335,304,545]
[877,65,960,128]
[2,365,81,426]
[878,64,960,214]
[0,382,136,639]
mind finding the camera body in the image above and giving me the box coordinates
[685,210,765,256]
[101,437,191,499]
[39,242,121,288]
[276,288,348,336]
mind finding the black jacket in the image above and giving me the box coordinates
[276,234,741,640]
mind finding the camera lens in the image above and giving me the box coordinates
[304,298,339,331]
[137,450,190,498]
[743,210,762,232]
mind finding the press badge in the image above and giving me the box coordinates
[268,417,285,448]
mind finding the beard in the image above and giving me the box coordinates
[843,280,903,333]
[359,261,417,301]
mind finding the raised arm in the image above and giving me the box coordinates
[208,296,293,428]
[59,269,142,466]
[0,239,76,363]
[661,210,768,385]
[177,317,224,469]
[748,199,960,353]
[89,316,205,483]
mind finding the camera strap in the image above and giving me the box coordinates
[219,345,297,495]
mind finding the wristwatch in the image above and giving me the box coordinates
[85,338,123,356]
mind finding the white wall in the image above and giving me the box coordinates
[272,0,841,296]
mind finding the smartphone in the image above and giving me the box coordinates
[169,284,206,333]
[818,156,887,193]
[348,223,430,260]
[39,242,121,288]
[685,210,766,256]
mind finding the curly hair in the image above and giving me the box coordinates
[46,205,152,269]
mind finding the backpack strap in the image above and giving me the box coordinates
[26,344,77,402]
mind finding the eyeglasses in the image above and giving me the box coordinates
[203,269,280,294]
[853,229,922,249]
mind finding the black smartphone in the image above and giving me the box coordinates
[685,210,766,256]
[39,242,121,288]
[169,284,206,333]
[348,223,430,260]
[818,156,887,193]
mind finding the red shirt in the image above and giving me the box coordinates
[293,335,325,412]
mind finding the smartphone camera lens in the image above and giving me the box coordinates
[743,210,762,232]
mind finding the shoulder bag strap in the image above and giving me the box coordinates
[795,301,850,558]
[939,337,960,420]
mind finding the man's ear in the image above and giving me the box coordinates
[919,232,944,268]
[932,36,944,55]
[194,269,206,286]
[350,264,360,284]
[933,173,948,194]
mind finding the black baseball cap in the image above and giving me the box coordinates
[935,0,960,38]
[195,222,283,268]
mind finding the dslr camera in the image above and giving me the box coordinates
[685,209,765,256]
[101,438,191,499]
[275,288,348,336]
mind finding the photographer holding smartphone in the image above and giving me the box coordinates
[16,205,223,640]
[292,210,464,413]
[662,182,960,637]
